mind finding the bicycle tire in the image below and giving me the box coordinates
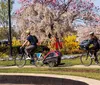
[33,56,43,67]
[14,54,26,68]
[97,52,100,66]
[34,60,43,67]
[48,61,57,67]
[80,52,93,66]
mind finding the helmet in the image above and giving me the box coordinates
[26,30,30,34]
[89,32,94,35]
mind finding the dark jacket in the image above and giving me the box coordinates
[87,36,99,50]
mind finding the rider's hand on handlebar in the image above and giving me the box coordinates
[20,46,23,49]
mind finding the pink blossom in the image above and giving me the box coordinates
[15,9,20,14]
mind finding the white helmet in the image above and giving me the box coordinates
[89,32,94,35]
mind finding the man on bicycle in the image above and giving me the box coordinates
[21,30,37,59]
[86,32,99,64]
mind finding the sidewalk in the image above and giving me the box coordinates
[0,65,100,69]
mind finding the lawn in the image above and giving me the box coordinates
[0,52,100,66]
[0,56,99,67]
[0,67,100,80]
[0,56,82,66]
[0,57,100,80]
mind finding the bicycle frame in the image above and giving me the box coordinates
[16,46,62,67]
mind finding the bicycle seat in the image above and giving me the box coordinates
[35,53,42,58]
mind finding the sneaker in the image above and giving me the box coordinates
[95,61,99,64]
[26,57,31,60]
[91,55,95,59]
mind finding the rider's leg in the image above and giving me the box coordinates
[89,49,94,58]
[25,45,35,57]
[26,45,36,64]
[94,50,99,63]
[94,52,97,61]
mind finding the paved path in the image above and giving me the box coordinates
[64,65,100,68]
[0,65,100,69]
[0,73,100,85]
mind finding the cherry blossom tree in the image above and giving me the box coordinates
[16,0,100,25]
[13,0,100,41]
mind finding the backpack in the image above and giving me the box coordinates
[80,39,89,49]
[33,35,38,44]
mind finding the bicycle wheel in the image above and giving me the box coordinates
[15,54,26,68]
[97,52,100,66]
[80,52,93,66]
[48,61,57,67]
[34,56,43,67]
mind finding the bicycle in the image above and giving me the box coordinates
[14,46,61,68]
[14,47,39,68]
[80,49,100,66]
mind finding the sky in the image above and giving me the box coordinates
[12,0,21,12]
[12,0,100,12]
[94,0,100,7]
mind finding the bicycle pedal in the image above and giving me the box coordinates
[95,61,99,64]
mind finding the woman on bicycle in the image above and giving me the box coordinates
[86,32,99,64]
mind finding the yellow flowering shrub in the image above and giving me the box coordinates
[12,37,21,46]
[63,35,82,54]
[41,35,83,54]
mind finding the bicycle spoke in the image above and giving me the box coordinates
[97,52,100,65]
[33,55,43,67]
[80,52,93,66]
[15,54,26,68]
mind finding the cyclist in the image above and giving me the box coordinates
[21,30,37,60]
[86,32,99,64]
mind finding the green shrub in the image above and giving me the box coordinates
[0,45,21,57]
[0,45,49,58]
[0,52,9,59]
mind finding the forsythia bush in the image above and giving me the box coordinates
[41,35,83,54]
[63,35,82,54]
[12,37,21,46]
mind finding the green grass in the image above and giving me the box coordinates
[0,60,15,66]
[0,57,82,66]
[0,60,31,66]
[61,57,82,66]
[0,56,98,66]
[0,57,100,80]
[0,67,100,80]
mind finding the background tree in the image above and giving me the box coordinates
[0,0,15,40]
[0,27,19,40]
[0,0,14,28]
[13,0,100,41]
